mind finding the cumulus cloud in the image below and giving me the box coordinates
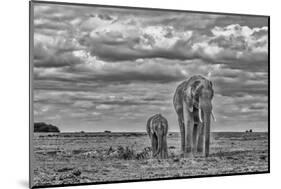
[32,3,268,132]
[34,3,268,70]
[34,32,85,68]
[136,26,193,50]
[79,23,268,72]
[211,24,268,54]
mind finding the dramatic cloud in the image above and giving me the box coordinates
[32,3,268,132]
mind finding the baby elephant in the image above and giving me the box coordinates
[146,114,168,159]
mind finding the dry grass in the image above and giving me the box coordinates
[32,132,268,187]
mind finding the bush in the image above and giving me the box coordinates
[104,146,152,160]
[34,122,60,133]
[136,147,151,160]
[116,146,135,160]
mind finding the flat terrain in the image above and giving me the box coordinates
[32,132,268,187]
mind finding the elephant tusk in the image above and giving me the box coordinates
[199,108,203,123]
[211,112,216,122]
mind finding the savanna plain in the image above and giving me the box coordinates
[32,132,268,187]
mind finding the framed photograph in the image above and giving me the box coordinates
[29,1,269,188]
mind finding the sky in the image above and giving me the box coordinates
[32,3,268,132]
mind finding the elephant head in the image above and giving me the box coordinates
[197,79,215,127]
[185,77,215,125]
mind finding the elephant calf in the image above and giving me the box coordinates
[146,114,168,159]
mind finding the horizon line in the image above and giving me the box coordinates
[37,130,268,133]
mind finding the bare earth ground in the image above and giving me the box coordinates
[32,132,268,187]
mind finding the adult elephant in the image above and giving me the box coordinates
[173,75,215,157]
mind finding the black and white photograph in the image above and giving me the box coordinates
[30,1,269,188]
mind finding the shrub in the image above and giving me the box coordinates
[34,122,60,133]
[104,146,152,160]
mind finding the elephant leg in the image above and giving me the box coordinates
[159,134,164,159]
[184,117,194,158]
[162,135,168,158]
[156,135,162,159]
[193,123,198,154]
[164,137,168,158]
[204,121,211,157]
[197,122,204,154]
[160,136,164,159]
[176,110,185,154]
[151,134,157,157]
[155,130,164,158]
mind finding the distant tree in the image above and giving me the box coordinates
[245,130,249,133]
[104,130,111,133]
[34,122,60,133]
[249,129,253,133]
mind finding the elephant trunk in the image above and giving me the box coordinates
[199,99,212,157]
[203,111,211,157]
